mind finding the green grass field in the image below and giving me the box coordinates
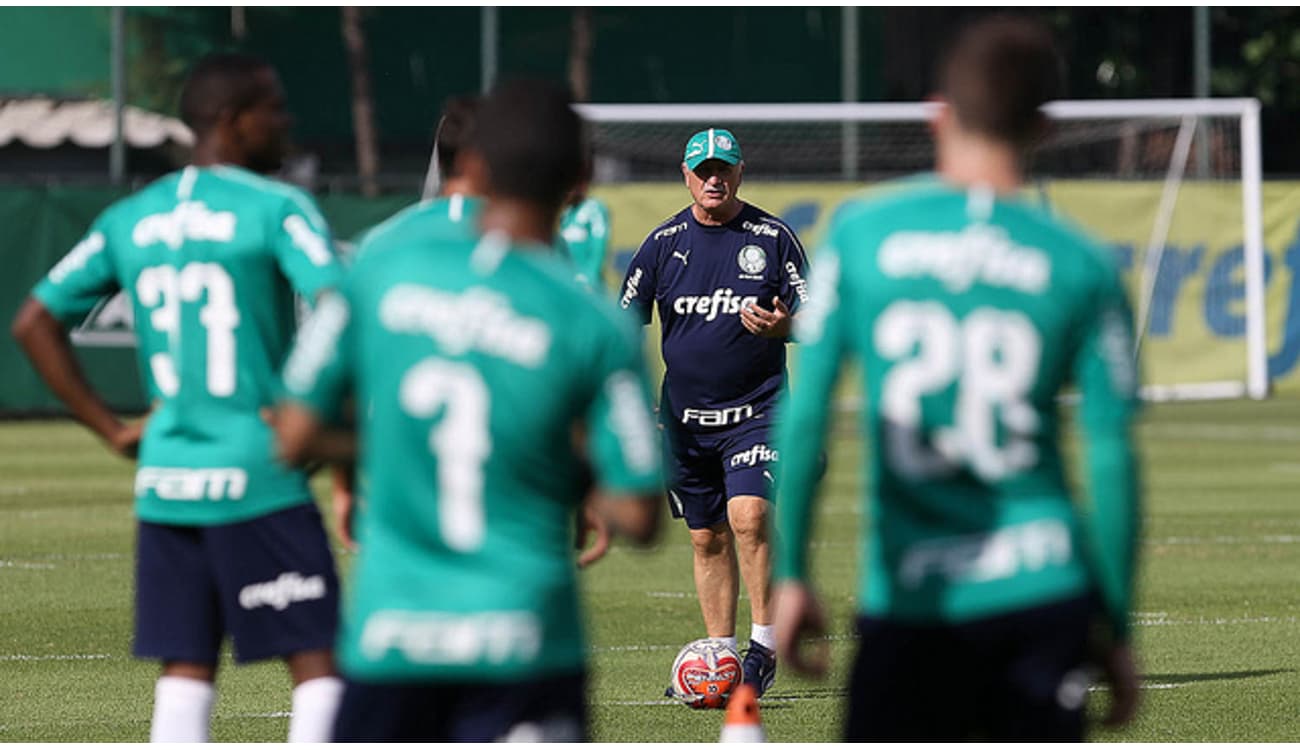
[4,397,1300,741]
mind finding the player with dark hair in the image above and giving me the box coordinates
[420,94,482,203]
[560,138,612,291]
[618,128,810,698]
[773,16,1142,740]
[273,78,664,742]
[11,52,345,741]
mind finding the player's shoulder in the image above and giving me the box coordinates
[738,201,804,249]
[643,206,692,244]
[829,173,956,232]
[207,165,323,216]
[86,171,190,239]
[575,196,609,220]
[1001,197,1119,282]
[358,195,481,259]
[513,250,634,337]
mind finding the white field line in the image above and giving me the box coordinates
[1090,683,1183,691]
[606,682,1184,707]
[0,560,57,570]
[610,539,854,555]
[17,553,126,561]
[600,696,812,707]
[1143,423,1300,442]
[228,711,292,719]
[0,553,128,570]
[0,653,112,661]
[1151,535,1300,545]
[1137,613,1298,626]
[594,634,856,654]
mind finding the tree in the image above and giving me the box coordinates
[341,6,380,196]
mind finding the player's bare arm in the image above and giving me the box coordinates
[272,402,356,465]
[11,297,143,458]
[575,503,612,568]
[772,580,829,678]
[1101,641,1140,727]
[587,488,661,546]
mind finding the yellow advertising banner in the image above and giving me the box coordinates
[591,180,1300,395]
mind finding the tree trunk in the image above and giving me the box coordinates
[568,8,593,102]
[341,6,380,197]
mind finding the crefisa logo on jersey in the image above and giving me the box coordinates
[737,245,766,278]
[621,268,644,309]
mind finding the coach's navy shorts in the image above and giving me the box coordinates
[663,414,777,530]
[134,503,339,665]
[844,594,1097,741]
[332,670,587,742]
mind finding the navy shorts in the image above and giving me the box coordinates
[844,594,1097,741]
[134,503,340,665]
[664,416,777,530]
[332,671,587,742]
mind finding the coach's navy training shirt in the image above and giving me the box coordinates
[620,202,810,431]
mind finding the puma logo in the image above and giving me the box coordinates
[672,250,691,266]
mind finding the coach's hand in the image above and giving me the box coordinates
[773,580,829,679]
[741,297,792,339]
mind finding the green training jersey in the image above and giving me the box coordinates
[352,193,481,259]
[282,203,664,682]
[559,197,610,290]
[33,165,343,526]
[775,178,1141,638]
[355,193,577,272]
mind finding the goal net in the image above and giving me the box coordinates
[577,99,1267,402]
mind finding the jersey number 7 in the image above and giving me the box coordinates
[399,357,491,552]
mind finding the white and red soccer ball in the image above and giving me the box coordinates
[668,638,743,709]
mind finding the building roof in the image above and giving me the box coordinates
[0,98,193,149]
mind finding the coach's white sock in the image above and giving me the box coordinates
[150,676,215,743]
[288,676,345,743]
[716,636,739,651]
[749,623,776,652]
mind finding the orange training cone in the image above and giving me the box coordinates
[719,683,766,743]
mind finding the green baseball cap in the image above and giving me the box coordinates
[683,128,742,170]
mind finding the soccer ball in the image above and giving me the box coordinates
[667,638,743,709]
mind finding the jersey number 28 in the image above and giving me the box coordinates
[875,301,1041,482]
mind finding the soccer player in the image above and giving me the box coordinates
[273,79,664,742]
[559,147,612,291]
[618,128,810,697]
[10,53,345,742]
[337,94,613,568]
[327,96,486,555]
[772,16,1142,740]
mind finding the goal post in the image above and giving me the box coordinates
[576,98,1268,401]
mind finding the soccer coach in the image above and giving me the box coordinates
[618,128,810,697]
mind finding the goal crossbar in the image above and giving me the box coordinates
[576,98,1267,401]
[576,98,1260,123]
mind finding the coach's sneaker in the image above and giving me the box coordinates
[741,642,777,697]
